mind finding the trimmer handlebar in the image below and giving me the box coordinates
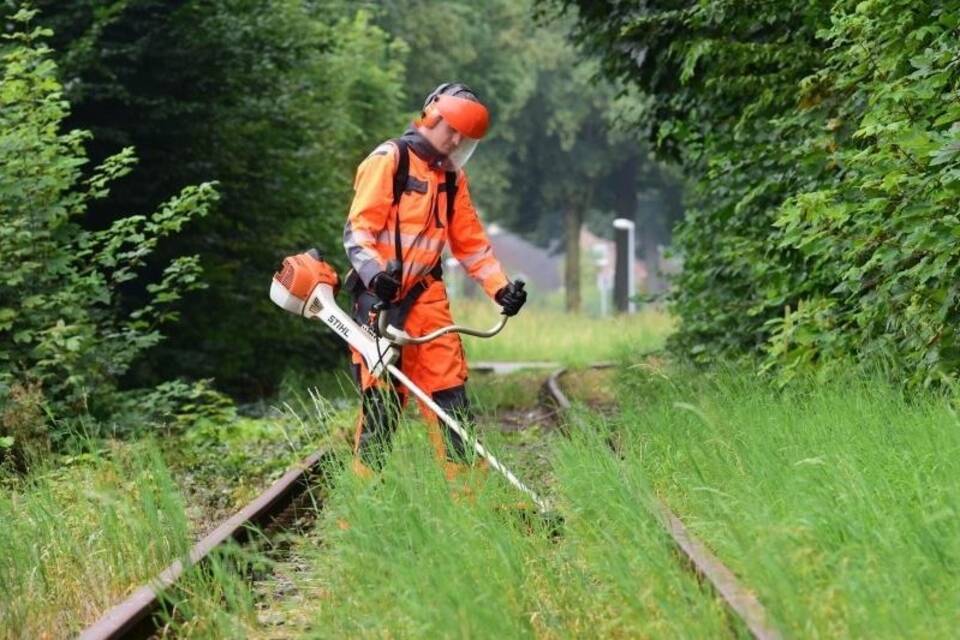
[377,312,507,346]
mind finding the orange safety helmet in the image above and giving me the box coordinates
[417,83,489,169]
[418,83,490,139]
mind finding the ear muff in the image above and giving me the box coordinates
[420,103,443,128]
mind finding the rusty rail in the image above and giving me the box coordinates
[545,364,782,640]
[79,449,334,640]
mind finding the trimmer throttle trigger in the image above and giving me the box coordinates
[385,259,402,280]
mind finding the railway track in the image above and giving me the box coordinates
[79,451,336,640]
[80,361,781,639]
[547,365,782,640]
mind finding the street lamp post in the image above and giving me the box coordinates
[613,218,636,314]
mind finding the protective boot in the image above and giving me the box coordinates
[350,456,376,481]
[445,459,489,505]
[353,384,403,472]
[432,385,472,460]
[427,385,489,503]
[342,387,401,532]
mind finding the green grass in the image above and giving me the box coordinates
[612,366,960,638]
[468,370,544,410]
[0,440,190,638]
[0,381,349,637]
[228,365,960,638]
[54,348,960,637]
[450,298,671,365]
[224,424,739,638]
[171,388,352,526]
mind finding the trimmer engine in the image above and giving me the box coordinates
[270,249,397,378]
[270,249,340,316]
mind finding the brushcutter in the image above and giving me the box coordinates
[270,249,551,515]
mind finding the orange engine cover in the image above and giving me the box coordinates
[274,250,340,299]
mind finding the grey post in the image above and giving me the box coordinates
[613,218,636,314]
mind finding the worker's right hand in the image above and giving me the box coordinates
[371,271,401,302]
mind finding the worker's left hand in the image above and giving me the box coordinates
[495,280,526,316]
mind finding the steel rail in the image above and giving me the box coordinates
[79,449,333,640]
[545,364,782,640]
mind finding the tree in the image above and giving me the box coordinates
[495,27,683,310]
[0,9,216,459]
[378,2,685,311]
[25,1,409,396]
[551,0,960,386]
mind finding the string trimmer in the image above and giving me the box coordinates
[270,249,553,517]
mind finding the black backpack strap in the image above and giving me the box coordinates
[445,170,457,223]
[392,139,409,206]
[391,139,409,271]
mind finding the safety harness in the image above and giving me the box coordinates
[347,138,458,334]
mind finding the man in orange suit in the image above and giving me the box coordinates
[342,82,526,477]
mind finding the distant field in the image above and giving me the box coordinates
[450,297,672,364]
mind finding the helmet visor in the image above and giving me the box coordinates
[446,136,479,171]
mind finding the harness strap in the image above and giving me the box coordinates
[392,139,410,274]
[444,170,457,223]
[390,139,456,284]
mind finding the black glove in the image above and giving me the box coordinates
[370,271,401,302]
[495,280,527,316]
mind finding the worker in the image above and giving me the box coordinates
[342,82,526,479]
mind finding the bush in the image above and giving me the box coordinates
[555,0,960,387]
[0,9,217,457]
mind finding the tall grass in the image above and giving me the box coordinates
[0,440,190,638]
[277,426,738,638]
[450,298,671,364]
[613,367,960,638]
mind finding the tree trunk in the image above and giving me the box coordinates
[612,152,638,221]
[564,202,583,312]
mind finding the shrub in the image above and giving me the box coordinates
[0,8,217,456]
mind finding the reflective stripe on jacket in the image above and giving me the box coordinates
[343,138,508,299]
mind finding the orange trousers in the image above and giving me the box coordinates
[350,280,471,467]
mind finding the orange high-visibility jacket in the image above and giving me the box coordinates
[342,139,508,299]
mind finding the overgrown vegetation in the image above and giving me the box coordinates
[0,440,190,638]
[156,426,739,638]
[0,9,215,460]
[26,1,409,395]
[149,362,960,639]
[553,0,960,386]
[610,364,960,637]
[0,380,345,637]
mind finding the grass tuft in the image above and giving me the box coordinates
[0,440,190,638]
